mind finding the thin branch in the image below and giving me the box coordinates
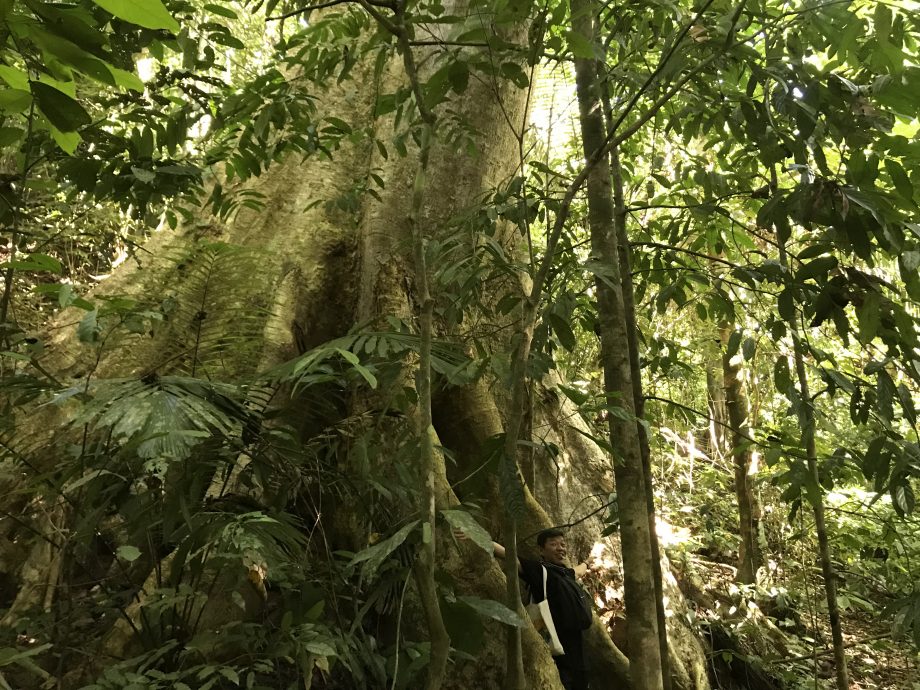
[266,0,395,21]
[632,241,742,269]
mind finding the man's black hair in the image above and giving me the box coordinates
[537,528,565,547]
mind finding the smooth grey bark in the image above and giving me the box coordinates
[571,1,663,687]
[607,111,673,690]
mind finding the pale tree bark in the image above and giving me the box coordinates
[571,1,663,688]
[609,132,673,690]
[706,364,728,460]
[719,325,762,585]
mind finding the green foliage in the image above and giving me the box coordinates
[2,0,920,687]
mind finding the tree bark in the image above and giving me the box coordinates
[719,326,762,585]
[571,1,663,687]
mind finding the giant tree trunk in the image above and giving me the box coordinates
[2,5,712,689]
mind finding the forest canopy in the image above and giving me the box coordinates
[0,0,919,689]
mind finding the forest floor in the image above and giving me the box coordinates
[585,552,919,689]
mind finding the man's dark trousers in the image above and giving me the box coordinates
[554,628,588,690]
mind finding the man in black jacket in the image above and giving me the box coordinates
[491,528,594,690]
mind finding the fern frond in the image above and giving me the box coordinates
[147,241,280,379]
[68,375,250,461]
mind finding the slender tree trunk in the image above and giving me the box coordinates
[706,365,727,460]
[775,243,849,690]
[719,326,762,585]
[408,121,451,689]
[609,143,672,689]
[595,24,670,683]
[571,1,663,687]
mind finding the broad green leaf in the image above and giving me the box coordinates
[0,65,28,91]
[884,159,915,204]
[797,256,838,282]
[458,596,525,627]
[891,480,915,516]
[0,126,22,147]
[877,369,895,422]
[546,312,576,351]
[726,329,742,358]
[116,545,141,562]
[131,166,156,183]
[558,383,589,405]
[0,88,32,113]
[742,337,756,361]
[897,384,917,425]
[856,293,882,343]
[108,66,145,92]
[773,356,791,394]
[442,509,493,555]
[566,30,596,59]
[37,74,76,98]
[92,0,180,32]
[31,82,90,132]
[50,127,81,154]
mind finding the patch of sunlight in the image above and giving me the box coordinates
[748,451,760,475]
[892,118,920,138]
[589,541,617,573]
[827,487,885,506]
[656,518,691,547]
[136,57,156,83]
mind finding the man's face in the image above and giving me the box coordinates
[540,536,568,566]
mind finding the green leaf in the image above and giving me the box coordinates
[742,337,756,361]
[50,127,80,154]
[0,65,28,91]
[447,60,469,93]
[1,253,62,273]
[884,159,915,204]
[856,293,882,343]
[877,369,895,422]
[0,126,23,147]
[891,480,915,516]
[897,384,916,425]
[31,82,90,132]
[726,329,742,358]
[108,66,145,93]
[0,88,32,113]
[77,309,100,343]
[774,356,791,393]
[131,166,156,183]
[566,30,596,59]
[350,521,418,578]
[458,596,525,627]
[204,3,238,18]
[335,348,377,388]
[442,509,493,555]
[217,668,240,685]
[558,383,589,405]
[797,256,838,282]
[91,0,180,32]
[116,545,141,562]
[546,312,576,351]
